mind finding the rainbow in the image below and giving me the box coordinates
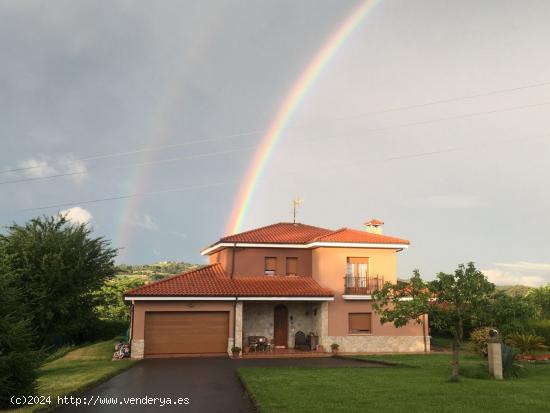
[226,0,381,235]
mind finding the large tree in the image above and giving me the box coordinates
[0,260,40,407]
[374,263,495,381]
[372,270,431,353]
[0,215,117,346]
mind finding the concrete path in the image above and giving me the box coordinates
[57,357,379,413]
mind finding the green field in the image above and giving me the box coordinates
[239,354,550,413]
[9,340,137,412]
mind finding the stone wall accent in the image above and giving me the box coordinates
[243,302,322,348]
[131,339,144,359]
[233,302,243,355]
[313,302,328,350]
[325,335,429,353]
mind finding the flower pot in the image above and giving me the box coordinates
[232,351,240,358]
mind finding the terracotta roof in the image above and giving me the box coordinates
[125,264,333,297]
[219,222,332,244]
[203,222,409,252]
[314,227,409,244]
[365,218,384,225]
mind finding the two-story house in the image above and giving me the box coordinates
[125,220,427,358]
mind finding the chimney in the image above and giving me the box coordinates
[364,219,384,234]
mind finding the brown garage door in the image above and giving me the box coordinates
[144,311,229,356]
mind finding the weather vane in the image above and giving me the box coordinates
[292,198,303,224]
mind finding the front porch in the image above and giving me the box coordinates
[235,300,330,355]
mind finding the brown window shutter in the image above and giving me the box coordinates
[348,313,372,333]
[286,257,298,275]
[265,257,277,274]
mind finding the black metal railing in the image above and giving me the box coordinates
[344,275,384,295]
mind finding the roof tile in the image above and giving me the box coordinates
[125,264,334,297]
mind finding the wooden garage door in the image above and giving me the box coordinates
[144,312,229,356]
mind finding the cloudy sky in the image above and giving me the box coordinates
[1,0,549,286]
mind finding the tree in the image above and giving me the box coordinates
[0,261,40,407]
[94,276,145,322]
[372,270,432,353]
[0,215,117,347]
[480,291,538,336]
[373,263,495,381]
[529,285,550,319]
[429,263,495,381]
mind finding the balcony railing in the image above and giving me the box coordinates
[344,275,384,295]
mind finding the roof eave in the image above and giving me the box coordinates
[201,241,409,255]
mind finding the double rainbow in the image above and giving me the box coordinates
[226,0,380,235]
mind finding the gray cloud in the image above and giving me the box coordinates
[1,0,549,276]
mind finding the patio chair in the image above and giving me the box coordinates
[248,336,259,352]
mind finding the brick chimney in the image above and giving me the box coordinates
[364,219,384,234]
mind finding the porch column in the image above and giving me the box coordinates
[316,301,329,352]
[235,301,243,351]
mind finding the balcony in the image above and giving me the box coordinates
[343,275,384,298]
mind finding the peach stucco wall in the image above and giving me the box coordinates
[311,247,423,337]
[131,301,235,341]
[210,247,312,277]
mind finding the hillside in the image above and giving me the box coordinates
[495,285,534,296]
[115,261,200,282]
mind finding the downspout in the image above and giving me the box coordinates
[233,298,237,348]
[129,300,135,344]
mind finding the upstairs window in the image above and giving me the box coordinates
[349,313,372,334]
[347,257,369,277]
[264,257,277,276]
[286,257,298,276]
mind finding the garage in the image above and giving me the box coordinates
[144,311,229,356]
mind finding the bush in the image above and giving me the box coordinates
[502,344,522,379]
[469,327,495,357]
[531,320,550,346]
[0,280,41,407]
[505,333,547,355]
[89,319,129,341]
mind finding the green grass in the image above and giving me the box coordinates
[9,340,138,412]
[239,354,550,413]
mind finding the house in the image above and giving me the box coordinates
[124,220,428,358]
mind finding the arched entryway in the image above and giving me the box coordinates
[273,304,288,348]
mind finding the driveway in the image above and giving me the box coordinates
[57,357,379,412]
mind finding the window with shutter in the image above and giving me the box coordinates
[264,257,277,276]
[348,313,372,334]
[286,257,298,276]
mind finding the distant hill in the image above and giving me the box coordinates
[495,285,534,297]
[115,261,200,282]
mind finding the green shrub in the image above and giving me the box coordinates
[0,280,41,407]
[502,344,523,379]
[505,333,547,355]
[469,327,495,357]
[531,320,550,346]
[89,319,129,341]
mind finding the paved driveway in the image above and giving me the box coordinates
[58,357,378,413]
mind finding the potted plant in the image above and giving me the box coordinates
[330,343,340,354]
[231,346,241,358]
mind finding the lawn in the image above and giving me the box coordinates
[9,340,138,412]
[239,354,550,413]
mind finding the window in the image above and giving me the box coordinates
[264,257,277,276]
[348,313,372,334]
[286,257,298,276]
[346,257,369,287]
